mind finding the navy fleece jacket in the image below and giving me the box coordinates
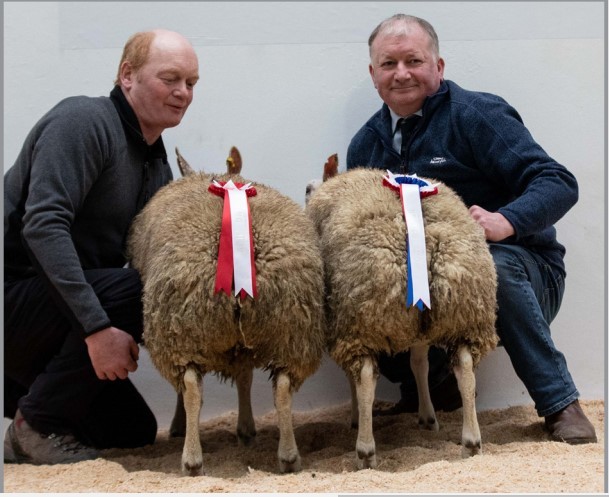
[347,80,578,275]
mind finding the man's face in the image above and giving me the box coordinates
[369,25,444,116]
[123,34,199,142]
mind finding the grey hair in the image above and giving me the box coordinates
[368,14,440,61]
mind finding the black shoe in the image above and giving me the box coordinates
[373,397,418,416]
[4,409,100,464]
[374,373,464,416]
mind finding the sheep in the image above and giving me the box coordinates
[304,154,498,469]
[127,147,326,476]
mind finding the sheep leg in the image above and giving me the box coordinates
[181,367,204,476]
[348,374,359,428]
[410,345,439,431]
[453,345,481,457]
[169,392,186,437]
[274,372,301,473]
[235,366,257,445]
[355,356,377,470]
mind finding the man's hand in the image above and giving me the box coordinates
[85,327,139,380]
[469,205,515,242]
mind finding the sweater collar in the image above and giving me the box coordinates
[109,85,167,161]
[422,79,449,114]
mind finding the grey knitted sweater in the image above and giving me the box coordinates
[4,87,173,335]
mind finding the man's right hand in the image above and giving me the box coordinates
[84,327,139,380]
[469,205,515,242]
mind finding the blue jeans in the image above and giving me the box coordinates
[491,243,578,417]
[379,243,579,417]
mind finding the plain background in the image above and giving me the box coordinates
[2,2,606,431]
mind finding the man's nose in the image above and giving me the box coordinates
[172,81,188,98]
[395,61,411,80]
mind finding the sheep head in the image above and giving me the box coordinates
[175,146,243,177]
[176,147,196,177]
[322,153,339,181]
[226,146,242,175]
[305,153,339,205]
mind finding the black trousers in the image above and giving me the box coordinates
[4,268,157,449]
[378,346,453,398]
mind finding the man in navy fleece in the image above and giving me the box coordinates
[348,13,596,444]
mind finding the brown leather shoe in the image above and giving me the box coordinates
[544,400,597,444]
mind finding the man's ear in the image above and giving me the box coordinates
[119,61,134,89]
[436,57,445,79]
[369,63,377,89]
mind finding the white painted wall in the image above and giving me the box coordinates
[3,2,606,429]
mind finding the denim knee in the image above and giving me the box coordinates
[489,243,576,416]
[490,243,564,326]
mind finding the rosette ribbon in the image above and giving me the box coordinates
[209,179,258,299]
[382,171,438,311]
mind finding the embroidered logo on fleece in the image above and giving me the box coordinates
[430,157,447,165]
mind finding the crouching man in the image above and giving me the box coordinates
[4,29,199,464]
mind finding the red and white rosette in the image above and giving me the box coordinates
[383,171,438,311]
[209,179,258,299]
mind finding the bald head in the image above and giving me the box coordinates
[368,14,440,62]
[114,29,198,86]
[116,29,199,144]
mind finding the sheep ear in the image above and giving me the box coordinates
[226,146,242,175]
[322,153,338,181]
[175,147,196,177]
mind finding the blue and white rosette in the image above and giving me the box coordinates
[382,171,438,311]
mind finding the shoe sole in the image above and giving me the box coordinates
[4,423,32,464]
[549,433,598,445]
[3,440,18,463]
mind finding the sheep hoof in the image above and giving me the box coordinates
[237,428,257,447]
[278,452,302,473]
[461,440,482,458]
[355,437,377,469]
[181,461,204,477]
[356,452,377,470]
[418,416,440,432]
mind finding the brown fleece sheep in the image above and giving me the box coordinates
[127,148,325,476]
[305,157,498,469]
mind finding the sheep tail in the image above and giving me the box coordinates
[236,298,253,350]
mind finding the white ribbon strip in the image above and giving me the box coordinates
[224,180,255,298]
[400,183,431,310]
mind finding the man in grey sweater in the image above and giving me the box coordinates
[4,29,199,464]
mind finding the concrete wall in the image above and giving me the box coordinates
[3,2,605,428]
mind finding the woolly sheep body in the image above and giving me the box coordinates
[305,166,498,467]
[128,169,325,475]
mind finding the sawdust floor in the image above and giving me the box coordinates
[3,399,605,493]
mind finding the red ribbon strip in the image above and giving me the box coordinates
[209,181,258,299]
